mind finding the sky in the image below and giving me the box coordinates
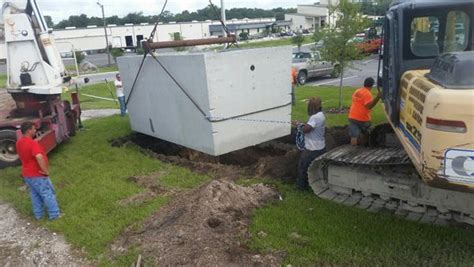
[31,0,316,23]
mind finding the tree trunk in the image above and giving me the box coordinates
[338,63,345,111]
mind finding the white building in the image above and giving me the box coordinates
[285,0,356,31]
[0,18,289,60]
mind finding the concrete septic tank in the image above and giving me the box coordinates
[117,47,292,156]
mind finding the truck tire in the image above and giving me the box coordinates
[297,71,307,85]
[0,129,20,169]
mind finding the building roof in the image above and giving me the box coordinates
[286,13,327,18]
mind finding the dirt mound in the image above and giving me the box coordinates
[109,127,350,265]
[112,179,283,266]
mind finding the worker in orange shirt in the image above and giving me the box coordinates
[348,77,381,146]
[291,67,298,106]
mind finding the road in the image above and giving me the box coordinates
[75,72,117,86]
[1,47,379,89]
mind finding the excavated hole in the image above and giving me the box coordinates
[207,217,223,228]
[111,132,291,167]
[110,126,351,182]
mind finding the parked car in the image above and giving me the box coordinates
[315,40,325,50]
[292,51,341,85]
[280,31,294,37]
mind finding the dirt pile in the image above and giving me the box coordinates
[113,179,283,266]
[109,126,351,265]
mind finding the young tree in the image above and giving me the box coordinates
[74,51,85,64]
[313,0,370,110]
[170,32,187,52]
[111,48,124,63]
[291,34,305,52]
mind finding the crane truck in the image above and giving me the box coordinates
[0,0,81,168]
[308,0,474,225]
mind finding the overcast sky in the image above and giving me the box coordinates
[33,0,316,23]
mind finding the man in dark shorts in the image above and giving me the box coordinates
[348,77,381,146]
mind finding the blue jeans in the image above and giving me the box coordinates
[297,148,326,191]
[118,96,126,117]
[24,177,60,220]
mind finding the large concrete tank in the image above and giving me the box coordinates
[117,47,292,156]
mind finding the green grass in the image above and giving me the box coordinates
[65,64,118,76]
[63,82,119,110]
[237,38,314,49]
[209,37,314,50]
[292,85,385,126]
[0,116,210,260]
[248,182,474,266]
[0,74,6,88]
[2,82,473,265]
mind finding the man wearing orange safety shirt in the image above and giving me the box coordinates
[291,68,298,106]
[348,77,381,146]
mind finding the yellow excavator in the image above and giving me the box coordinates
[308,0,474,225]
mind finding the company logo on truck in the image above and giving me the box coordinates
[444,149,474,184]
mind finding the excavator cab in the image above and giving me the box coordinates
[382,0,473,124]
[381,0,474,190]
[308,0,474,226]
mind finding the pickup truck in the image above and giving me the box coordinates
[292,51,341,85]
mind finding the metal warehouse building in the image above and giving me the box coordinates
[0,18,291,59]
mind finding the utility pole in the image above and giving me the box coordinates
[97,1,111,66]
[220,0,226,36]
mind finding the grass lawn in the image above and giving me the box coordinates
[63,82,119,110]
[0,74,6,88]
[0,116,210,261]
[247,182,474,266]
[209,37,314,50]
[237,37,314,49]
[292,85,386,127]
[1,83,473,265]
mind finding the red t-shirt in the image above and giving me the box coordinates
[16,137,48,178]
[349,87,373,122]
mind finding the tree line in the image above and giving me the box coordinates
[46,6,296,29]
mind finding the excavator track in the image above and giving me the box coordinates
[308,145,474,226]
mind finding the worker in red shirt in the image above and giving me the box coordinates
[348,77,381,146]
[16,122,60,220]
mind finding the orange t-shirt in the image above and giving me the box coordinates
[349,87,373,122]
[291,68,297,85]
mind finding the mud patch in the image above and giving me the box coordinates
[119,173,171,206]
[112,179,283,266]
[127,173,167,194]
